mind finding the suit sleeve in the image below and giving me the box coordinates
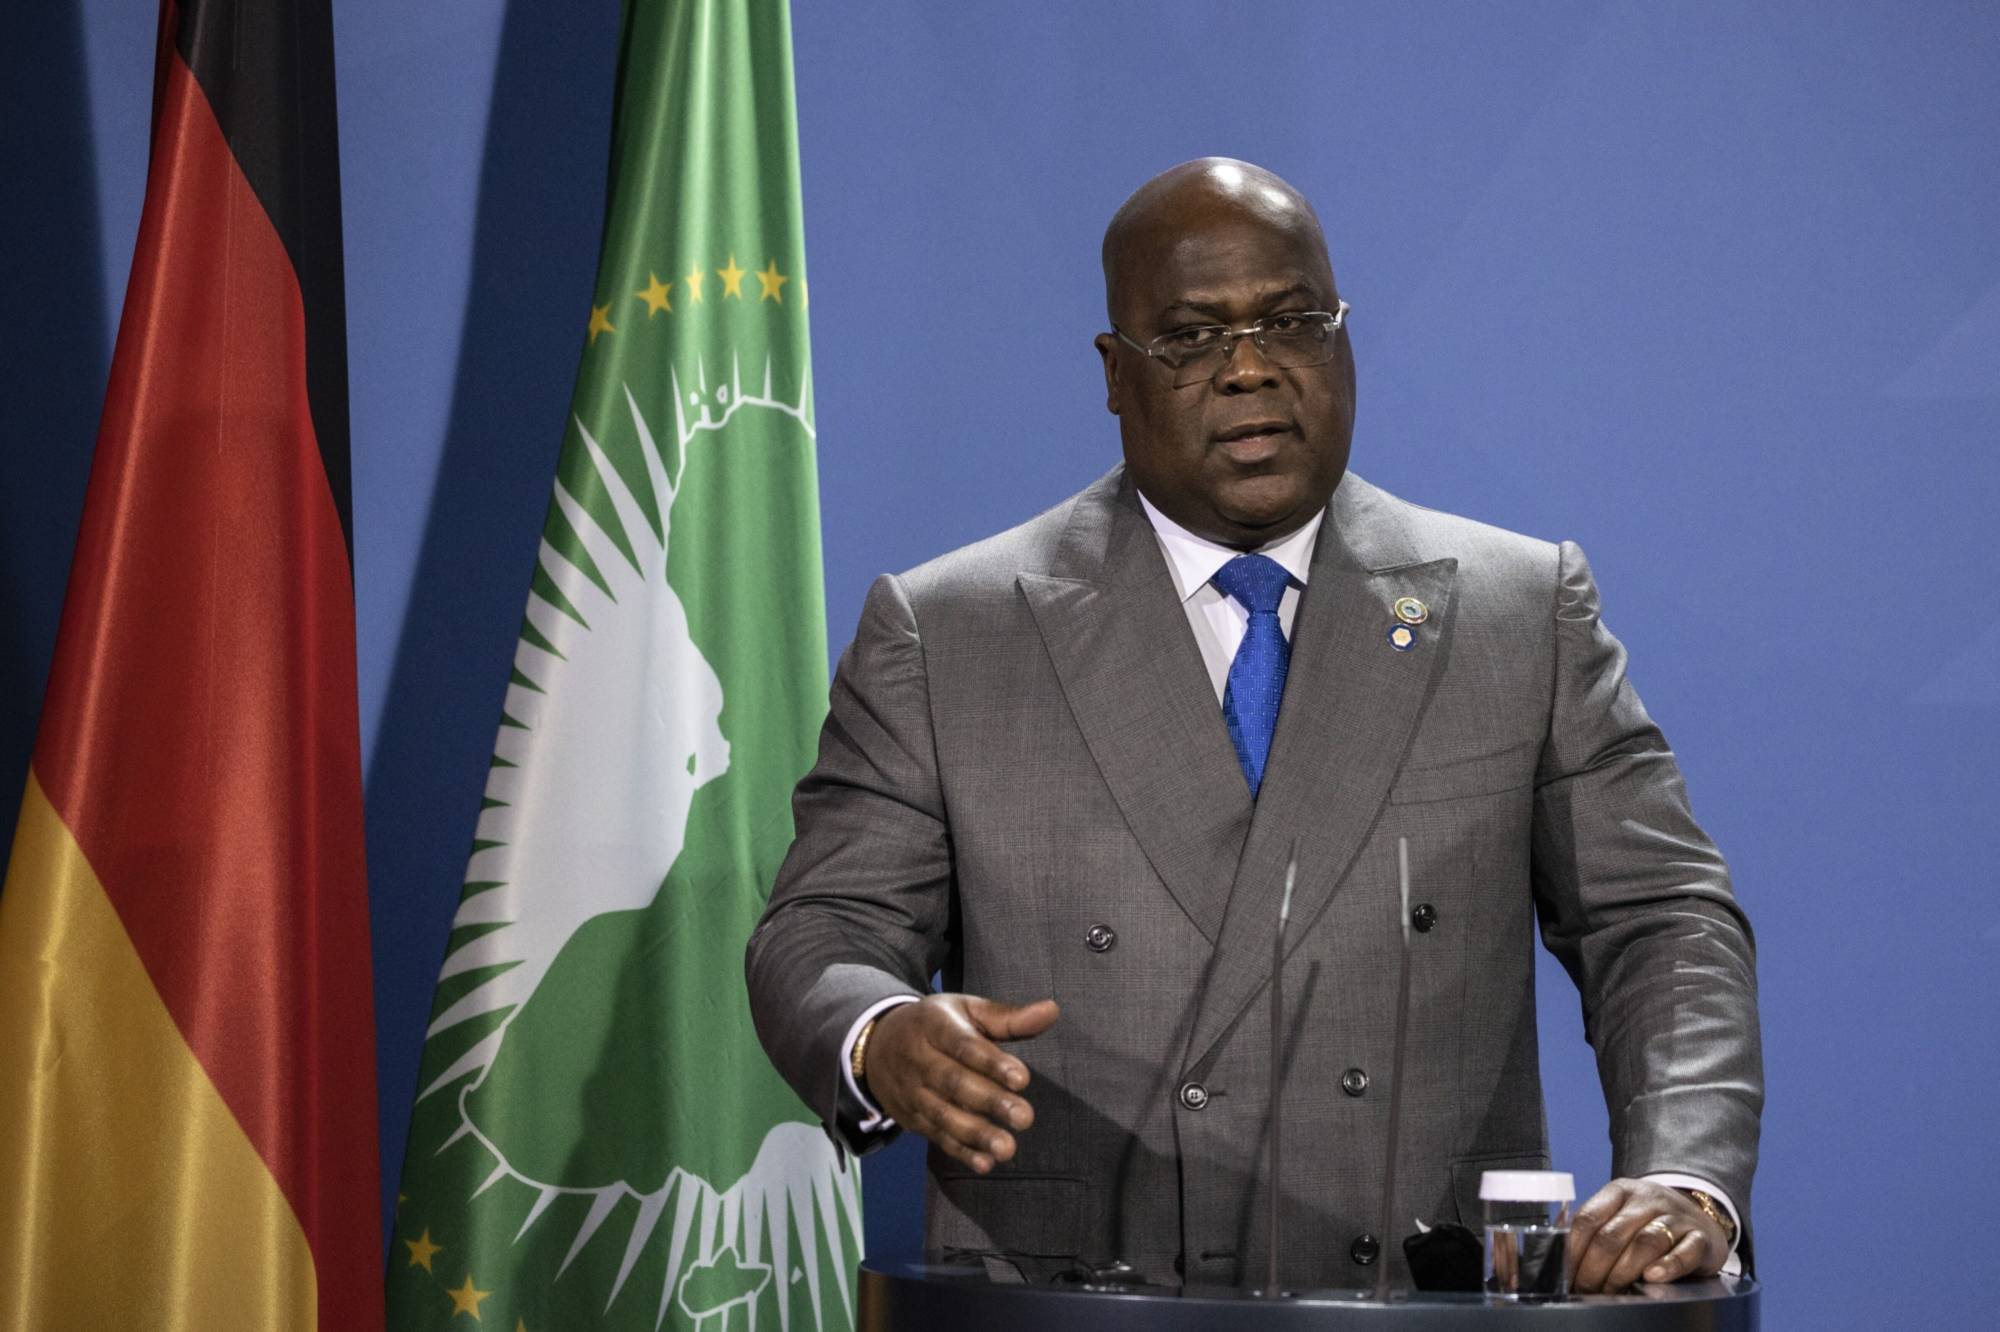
[1529,540,1765,1247]
[746,572,952,1154]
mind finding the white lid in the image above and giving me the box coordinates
[1479,1170,1575,1203]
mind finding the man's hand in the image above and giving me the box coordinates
[864,994,1059,1174]
[1566,1179,1729,1293]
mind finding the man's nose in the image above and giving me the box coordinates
[1213,333,1281,393]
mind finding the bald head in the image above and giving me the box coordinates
[1090,156,1354,549]
[1101,158,1330,324]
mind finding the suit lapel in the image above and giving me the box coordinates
[1184,475,1459,1068]
[1021,471,1251,942]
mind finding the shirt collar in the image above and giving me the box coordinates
[1136,488,1323,605]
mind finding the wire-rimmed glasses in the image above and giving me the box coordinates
[1113,300,1350,387]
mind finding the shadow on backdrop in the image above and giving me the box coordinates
[0,0,106,877]
[364,0,619,1248]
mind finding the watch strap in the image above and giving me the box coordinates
[1679,1187,1737,1245]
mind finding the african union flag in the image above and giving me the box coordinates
[389,3,859,1329]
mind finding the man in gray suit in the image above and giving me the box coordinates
[746,158,1761,1293]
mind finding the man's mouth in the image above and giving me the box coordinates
[1213,420,1294,457]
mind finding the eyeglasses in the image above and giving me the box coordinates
[1113,300,1350,387]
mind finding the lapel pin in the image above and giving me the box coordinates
[1387,624,1417,651]
[1393,596,1428,626]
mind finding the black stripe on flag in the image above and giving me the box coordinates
[170,0,354,560]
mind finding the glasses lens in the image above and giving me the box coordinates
[1169,350,1224,386]
[1258,314,1334,367]
[1153,327,1225,369]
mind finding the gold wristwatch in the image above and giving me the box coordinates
[850,1016,878,1089]
[1678,1188,1737,1246]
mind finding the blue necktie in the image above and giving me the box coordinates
[1212,553,1293,797]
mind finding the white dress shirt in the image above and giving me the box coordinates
[837,488,1741,1271]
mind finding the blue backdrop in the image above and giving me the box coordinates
[4,4,1995,1327]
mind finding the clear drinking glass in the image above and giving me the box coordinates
[1481,1170,1574,1301]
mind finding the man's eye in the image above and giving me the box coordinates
[1264,314,1305,334]
[1168,326,1222,350]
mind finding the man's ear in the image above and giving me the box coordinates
[1092,332,1123,416]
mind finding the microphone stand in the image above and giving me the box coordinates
[1265,847,1296,1298]
[1373,836,1415,1302]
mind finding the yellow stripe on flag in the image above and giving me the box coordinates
[0,772,317,1330]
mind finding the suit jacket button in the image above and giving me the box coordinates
[1412,902,1438,932]
[1085,923,1117,952]
[1350,1233,1380,1266]
[1340,1067,1369,1097]
[1179,1082,1209,1110]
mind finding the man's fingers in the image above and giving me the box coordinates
[939,1024,1033,1097]
[916,1115,992,1175]
[1601,1216,1683,1293]
[1564,1182,1629,1282]
[913,1089,1015,1170]
[925,1057,1034,1132]
[1641,1230,1709,1286]
[966,995,1060,1043]
[1571,1203,1655,1293]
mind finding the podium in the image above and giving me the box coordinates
[857,1259,1758,1330]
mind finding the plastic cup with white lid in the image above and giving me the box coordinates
[1480,1170,1574,1301]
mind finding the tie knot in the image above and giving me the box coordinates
[1212,553,1291,615]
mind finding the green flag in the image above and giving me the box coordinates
[390,3,855,1329]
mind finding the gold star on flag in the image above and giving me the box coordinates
[684,264,705,301]
[404,1229,443,1272]
[447,1274,491,1320]
[756,259,788,302]
[636,272,672,316]
[587,304,616,344]
[717,254,746,298]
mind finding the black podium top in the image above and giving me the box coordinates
[858,1259,1758,1331]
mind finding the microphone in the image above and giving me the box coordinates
[1373,836,1416,1302]
[1266,845,1296,1298]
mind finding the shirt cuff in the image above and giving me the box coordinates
[839,994,922,1134]
[1642,1172,1743,1277]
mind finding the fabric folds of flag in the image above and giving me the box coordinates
[0,2,381,1329]
[390,3,856,1329]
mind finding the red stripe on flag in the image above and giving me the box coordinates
[32,33,380,1332]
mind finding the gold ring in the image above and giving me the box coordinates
[1642,1217,1676,1244]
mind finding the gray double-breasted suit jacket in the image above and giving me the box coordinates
[746,465,1761,1288]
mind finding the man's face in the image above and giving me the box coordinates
[1095,204,1355,549]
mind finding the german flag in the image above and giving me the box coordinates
[0,1,380,1327]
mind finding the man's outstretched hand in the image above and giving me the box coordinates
[864,994,1059,1174]
[1567,1179,1730,1293]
